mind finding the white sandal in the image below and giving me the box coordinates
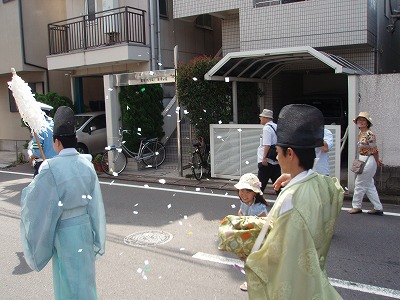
[240,281,248,292]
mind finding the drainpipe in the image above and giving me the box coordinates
[149,0,156,70]
[156,0,162,70]
[18,0,50,92]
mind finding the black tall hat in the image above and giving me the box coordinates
[53,106,76,137]
[276,104,324,149]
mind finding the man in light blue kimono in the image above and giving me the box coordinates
[21,106,106,300]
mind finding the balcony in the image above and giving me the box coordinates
[47,6,149,71]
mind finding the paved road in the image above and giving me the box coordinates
[0,169,399,299]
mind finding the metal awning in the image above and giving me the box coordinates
[205,46,371,82]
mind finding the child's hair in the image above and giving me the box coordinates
[238,189,269,207]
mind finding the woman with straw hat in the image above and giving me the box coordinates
[349,112,384,215]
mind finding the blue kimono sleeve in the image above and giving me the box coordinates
[20,169,62,271]
[88,178,106,257]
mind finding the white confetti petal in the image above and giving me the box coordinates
[218,120,222,124]
[179,221,183,225]
[112,172,118,176]
[225,77,230,82]
[133,211,138,214]
[144,184,149,188]
[117,148,122,153]
[237,128,242,132]
[203,109,207,113]
[172,193,176,197]
[110,180,114,185]
[144,260,149,265]
[192,77,197,81]
[167,114,172,117]
[245,161,249,165]
[87,195,92,200]
[196,188,200,191]
[58,201,63,207]
[231,204,236,208]
[183,109,189,114]
[159,179,166,184]
[126,106,130,110]
[149,71,154,75]
[137,132,142,136]
[167,204,172,209]
[82,195,87,199]
[180,248,185,251]
[78,249,83,252]
[138,128,142,132]
[105,146,111,150]
[184,215,188,219]
[217,136,222,139]
[158,62,162,66]
[137,268,143,273]
[108,88,113,91]
[134,203,139,206]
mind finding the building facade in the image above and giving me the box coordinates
[0,0,222,151]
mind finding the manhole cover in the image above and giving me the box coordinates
[124,230,173,247]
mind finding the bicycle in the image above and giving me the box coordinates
[100,129,166,176]
[191,137,210,181]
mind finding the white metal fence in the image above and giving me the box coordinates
[210,124,341,180]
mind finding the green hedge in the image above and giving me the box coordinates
[177,56,231,141]
[119,84,165,151]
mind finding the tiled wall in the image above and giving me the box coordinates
[240,1,372,51]
[221,17,240,55]
[173,0,240,19]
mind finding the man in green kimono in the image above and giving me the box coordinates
[20,106,106,300]
[245,104,343,299]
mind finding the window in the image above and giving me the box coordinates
[254,0,306,8]
[9,82,37,112]
[159,0,168,18]
[85,0,96,21]
[195,14,212,30]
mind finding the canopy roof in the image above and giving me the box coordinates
[205,46,371,82]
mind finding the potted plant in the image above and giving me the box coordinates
[93,153,103,172]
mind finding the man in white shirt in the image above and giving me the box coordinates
[257,109,281,193]
[314,128,334,176]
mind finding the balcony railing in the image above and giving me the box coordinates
[48,6,146,55]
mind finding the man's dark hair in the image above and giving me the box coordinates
[53,135,77,149]
[281,147,315,170]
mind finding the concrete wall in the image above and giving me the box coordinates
[358,73,400,194]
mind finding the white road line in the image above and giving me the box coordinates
[98,180,239,198]
[0,170,33,177]
[193,252,400,299]
[1,170,400,216]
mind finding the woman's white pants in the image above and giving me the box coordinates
[352,155,383,210]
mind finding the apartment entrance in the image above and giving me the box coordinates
[205,46,371,192]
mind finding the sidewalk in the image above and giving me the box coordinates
[1,150,399,205]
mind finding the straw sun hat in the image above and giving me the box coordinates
[234,173,263,195]
[353,112,373,127]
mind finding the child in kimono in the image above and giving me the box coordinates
[20,106,106,300]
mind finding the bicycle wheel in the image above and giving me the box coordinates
[101,149,127,175]
[192,152,203,181]
[140,141,166,167]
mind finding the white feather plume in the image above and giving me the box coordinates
[7,68,51,136]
